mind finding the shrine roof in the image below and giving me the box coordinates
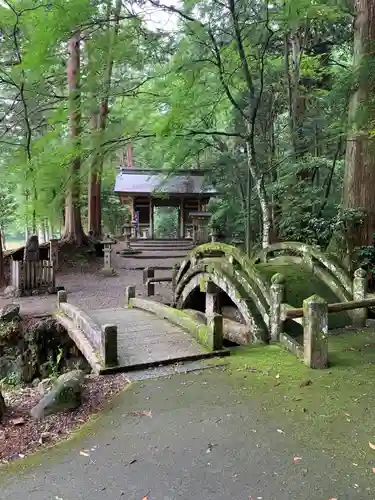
[114,168,217,196]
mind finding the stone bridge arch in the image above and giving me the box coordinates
[173,242,353,344]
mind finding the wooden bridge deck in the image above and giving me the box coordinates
[88,307,207,370]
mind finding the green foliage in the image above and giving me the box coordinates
[0,0,360,254]
[154,207,178,238]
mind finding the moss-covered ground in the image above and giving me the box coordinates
[226,326,375,477]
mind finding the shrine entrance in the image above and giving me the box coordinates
[114,168,217,241]
[153,206,179,239]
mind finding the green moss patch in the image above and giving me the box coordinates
[226,329,375,474]
[256,262,351,329]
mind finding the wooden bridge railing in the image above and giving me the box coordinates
[143,265,179,297]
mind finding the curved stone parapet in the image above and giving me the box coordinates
[254,241,352,299]
[173,242,353,344]
[55,296,118,372]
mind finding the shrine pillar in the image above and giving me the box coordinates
[179,198,185,239]
[149,198,154,239]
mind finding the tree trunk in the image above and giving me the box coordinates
[245,140,271,249]
[87,0,122,239]
[0,230,4,287]
[342,0,375,247]
[61,31,87,245]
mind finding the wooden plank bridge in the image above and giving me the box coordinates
[55,290,228,374]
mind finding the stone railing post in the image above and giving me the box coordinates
[352,268,368,328]
[207,313,223,350]
[172,264,179,295]
[303,294,328,369]
[57,289,67,307]
[205,281,219,315]
[102,323,118,367]
[124,285,136,307]
[269,273,285,342]
[143,267,155,296]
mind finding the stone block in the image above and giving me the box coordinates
[352,268,368,327]
[125,285,136,307]
[207,313,223,350]
[269,273,285,342]
[303,294,328,369]
[102,323,118,367]
[57,290,67,305]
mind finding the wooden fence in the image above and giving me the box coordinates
[11,260,55,294]
[143,266,178,297]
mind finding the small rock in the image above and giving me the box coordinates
[299,379,312,388]
[30,370,84,420]
[11,417,25,426]
[0,303,20,322]
[37,377,57,396]
[32,378,41,387]
[39,432,51,443]
[3,286,17,298]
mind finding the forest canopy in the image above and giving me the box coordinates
[0,0,373,263]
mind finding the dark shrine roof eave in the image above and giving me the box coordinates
[114,168,218,196]
[116,191,217,198]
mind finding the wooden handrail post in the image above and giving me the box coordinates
[143,267,155,296]
[270,273,285,342]
[303,295,328,369]
[352,268,368,327]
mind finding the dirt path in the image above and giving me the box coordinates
[0,243,181,316]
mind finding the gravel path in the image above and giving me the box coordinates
[0,243,181,316]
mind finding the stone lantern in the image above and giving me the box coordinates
[122,223,132,249]
[100,234,116,276]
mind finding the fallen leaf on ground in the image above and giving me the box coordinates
[79,451,90,457]
[369,441,375,450]
[131,410,152,418]
[293,456,302,463]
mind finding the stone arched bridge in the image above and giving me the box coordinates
[55,241,360,374]
[55,289,229,374]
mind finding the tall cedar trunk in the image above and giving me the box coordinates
[62,32,86,245]
[342,0,375,247]
[88,0,122,238]
[245,140,271,249]
[285,31,310,180]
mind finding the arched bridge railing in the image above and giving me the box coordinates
[254,242,352,302]
[55,291,118,373]
[173,243,273,343]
